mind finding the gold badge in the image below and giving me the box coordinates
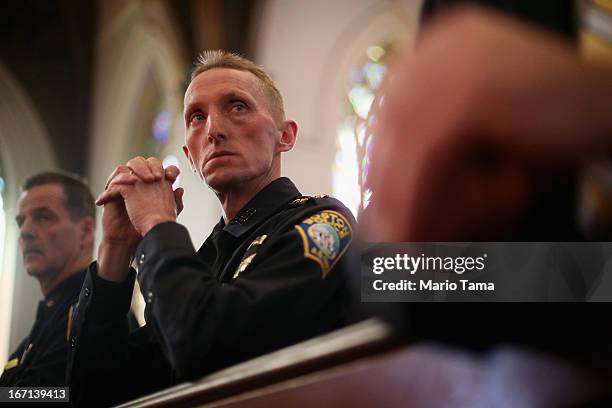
[233,254,257,280]
[4,358,18,371]
[291,197,310,206]
[247,234,267,251]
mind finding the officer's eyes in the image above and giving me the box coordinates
[16,212,54,227]
[189,113,206,125]
[35,213,53,223]
[231,102,247,113]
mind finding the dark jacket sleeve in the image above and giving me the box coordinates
[0,313,74,387]
[136,219,353,380]
[67,264,172,408]
[0,340,27,385]
[1,335,69,387]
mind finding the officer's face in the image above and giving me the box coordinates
[16,184,86,280]
[183,68,284,192]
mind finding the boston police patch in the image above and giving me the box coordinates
[295,210,353,278]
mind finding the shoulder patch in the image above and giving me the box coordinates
[295,210,353,278]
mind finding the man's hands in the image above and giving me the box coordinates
[96,156,184,281]
[98,157,184,235]
[366,7,612,241]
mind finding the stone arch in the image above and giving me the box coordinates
[0,60,57,363]
[88,1,186,196]
[89,1,220,247]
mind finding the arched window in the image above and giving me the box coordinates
[129,95,182,326]
[130,75,182,191]
[129,75,172,158]
[333,45,387,217]
[147,108,181,189]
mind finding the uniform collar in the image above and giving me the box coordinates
[42,268,87,308]
[222,177,301,238]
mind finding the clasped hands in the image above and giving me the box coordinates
[97,156,184,248]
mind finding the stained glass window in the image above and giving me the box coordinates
[152,109,173,143]
[333,45,387,217]
[150,108,181,188]
[133,92,181,189]
[129,99,182,325]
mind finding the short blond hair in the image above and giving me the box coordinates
[191,50,285,122]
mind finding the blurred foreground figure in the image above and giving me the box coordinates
[367,6,612,241]
[0,171,94,386]
[363,3,612,405]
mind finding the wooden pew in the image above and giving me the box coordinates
[115,318,612,407]
[115,319,400,407]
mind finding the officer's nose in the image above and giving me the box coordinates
[19,219,36,243]
[206,112,227,144]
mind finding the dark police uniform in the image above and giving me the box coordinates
[68,177,356,407]
[0,269,85,386]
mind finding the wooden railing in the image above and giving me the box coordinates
[115,319,400,408]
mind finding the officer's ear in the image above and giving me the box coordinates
[277,120,297,153]
[79,216,95,253]
[182,145,196,173]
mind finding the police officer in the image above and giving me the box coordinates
[68,50,357,407]
[1,171,95,386]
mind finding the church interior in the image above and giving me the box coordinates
[1,0,612,406]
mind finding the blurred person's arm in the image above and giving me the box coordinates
[367,7,612,241]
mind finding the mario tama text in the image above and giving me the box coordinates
[361,242,612,302]
[370,253,494,293]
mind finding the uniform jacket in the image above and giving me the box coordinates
[68,177,357,407]
[0,269,85,386]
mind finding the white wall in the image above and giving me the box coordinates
[253,0,421,198]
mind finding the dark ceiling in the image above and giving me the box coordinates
[0,0,255,176]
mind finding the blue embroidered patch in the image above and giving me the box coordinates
[295,210,353,278]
